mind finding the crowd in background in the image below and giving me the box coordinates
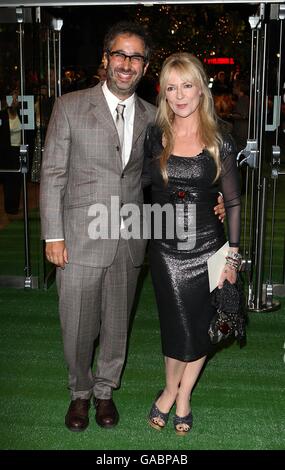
[45,64,252,169]
[1,60,285,218]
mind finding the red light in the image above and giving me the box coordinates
[203,58,235,65]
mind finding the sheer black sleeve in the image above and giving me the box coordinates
[142,124,153,188]
[142,124,162,189]
[220,133,241,248]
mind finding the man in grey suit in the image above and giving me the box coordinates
[40,21,156,432]
[40,21,225,432]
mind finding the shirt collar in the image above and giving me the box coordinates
[102,81,135,117]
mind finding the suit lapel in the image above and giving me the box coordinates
[88,87,149,171]
[89,86,149,143]
[132,96,149,147]
[89,84,123,170]
[89,84,118,138]
[121,96,149,170]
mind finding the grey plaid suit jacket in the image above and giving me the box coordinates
[40,83,156,267]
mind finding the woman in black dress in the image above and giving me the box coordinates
[143,52,241,435]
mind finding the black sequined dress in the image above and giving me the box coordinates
[143,125,241,362]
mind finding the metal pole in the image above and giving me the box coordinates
[266,17,283,301]
[242,27,255,260]
[253,22,265,279]
[249,5,281,311]
[52,30,57,99]
[58,30,62,96]
[247,28,254,140]
[51,18,63,98]
[253,175,280,311]
[47,29,51,98]
[277,16,285,287]
[241,12,262,308]
[17,9,32,288]
[255,177,267,310]
[252,10,266,309]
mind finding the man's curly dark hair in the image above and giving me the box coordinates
[103,21,152,62]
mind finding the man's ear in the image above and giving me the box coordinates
[102,53,108,70]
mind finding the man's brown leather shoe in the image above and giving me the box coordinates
[65,398,90,432]
[94,398,119,428]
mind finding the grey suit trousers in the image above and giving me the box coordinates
[56,238,140,400]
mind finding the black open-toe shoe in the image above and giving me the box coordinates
[148,390,170,431]
[173,411,193,436]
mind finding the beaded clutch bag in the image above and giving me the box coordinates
[208,277,247,345]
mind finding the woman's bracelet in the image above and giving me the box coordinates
[225,251,242,271]
[227,251,242,261]
[225,260,239,271]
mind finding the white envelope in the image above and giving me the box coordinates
[207,241,229,293]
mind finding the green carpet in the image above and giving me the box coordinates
[0,269,284,450]
[0,209,42,277]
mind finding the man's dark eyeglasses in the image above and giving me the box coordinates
[107,50,146,65]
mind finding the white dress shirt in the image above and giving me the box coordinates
[102,81,135,168]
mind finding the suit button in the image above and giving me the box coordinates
[116,146,120,151]
[121,172,125,178]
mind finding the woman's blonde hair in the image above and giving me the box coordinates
[155,52,222,183]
